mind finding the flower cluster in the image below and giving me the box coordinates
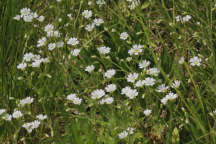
[66,93,82,105]
[14,8,44,22]
[118,127,135,139]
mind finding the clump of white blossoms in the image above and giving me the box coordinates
[118,127,135,139]
[82,10,92,19]
[67,37,79,46]
[37,37,47,47]
[189,56,202,66]
[17,52,49,70]
[161,92,178,105]
[85,65,95,73]
[143,109,152,116]
[171,80,181,88]
[99,96,114,104]
[0,109,6,115]
[139,60,151,69]
[104,69,116,79]
[96,0,106,6]
[91,89,105,99]
[71,49,81,56]
[127,73,139,83]
[97,46,111,54]
[143,77,156,86]
[85,23,95,32]
[127,0,140,10]
[22,120,41,133]
[17,62,27,70]
[19,97,34,107]
[36,114,47,120]
[135,80,145,87]
[93,18,104,26]
[156,84,170,93]
[128,44,144,56]
[44,24,60,37]
[12,110,23,118]
[48,43,56,51]
[120,32,129,40]
[146,67,160,76]
[66,93,82,105]
[121,86,138,99]
[182,15,192,22]
[105,84,117,93]
[14,8,41,22]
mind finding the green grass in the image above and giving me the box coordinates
[1,0,216,143]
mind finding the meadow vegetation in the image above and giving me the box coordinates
[1,0,216,143]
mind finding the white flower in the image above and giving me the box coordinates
[171,80,180,88]
[139,60,150,69]
[127,73,139,83]
[17,62,27,70]
[99,97,114,104]
[85,23,95,31]
[128,44,144,56]
[66,93,76,101]
[48,43,56,51]
[93,18,104,26]
[12,110,23,118]
[105,84,117,93]
[127,127,134,134]
[119,127,134,139]
[91,89,105,99]
[32,60,42,67]
[37,15,45,22]
[166,92,178,100]
[85,65,95,73]
[71,49,81,56]
[161,97,168,105]
[66,93,82,105]
[146,67,160,76]
[44,24,54,33]
[143,109,152,116]
[104,69,116,79]
[36,114,47,120]
[121,86,138,99]
[97,46,111,54]
[120,32,129,40]
[182,15,192,22]
[213,110,216,115]
[2,114,12,121]
[178,57,184,64]
[19,97,34,106]
[96,0,106,5]
[161,92,178,105]
[176,15,181,22]
[0,109,6,115]
[13,15,21,20]
[156,84,169,92]
[118,131,128,139]
[20,8,31,18]
[37,37,47,47]
[22,120,40,133]
[189,56,202,66]
[67,37,79,46]
[23,14,33,22]
[82,10,92,19]
[135,80,144,87]
[143,77,156,86]
[23,52,34,62]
